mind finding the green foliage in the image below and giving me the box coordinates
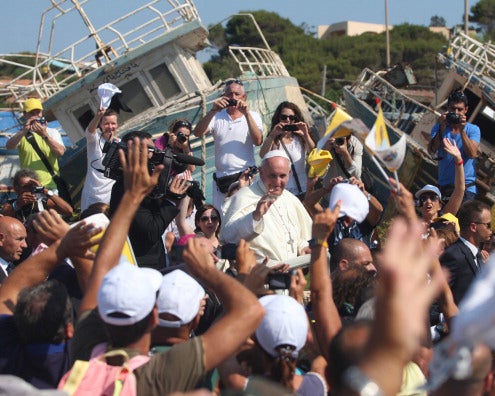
[430,15,447,27]
[469,0,495,40]
[202,11,448,100]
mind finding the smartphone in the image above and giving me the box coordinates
[283,124,298,132]
[267,272,292,290]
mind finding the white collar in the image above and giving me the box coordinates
[459,237,479,257]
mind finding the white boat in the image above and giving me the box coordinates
[343,30,495,212]
[0,0,312,206]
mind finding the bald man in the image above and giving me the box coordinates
[329,238,377,275]
[221,150,312,263]
[0,216,27,282]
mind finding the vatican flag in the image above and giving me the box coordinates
[365,106,406,172]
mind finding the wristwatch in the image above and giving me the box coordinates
[46,190,54,198]
[308,238,328,248]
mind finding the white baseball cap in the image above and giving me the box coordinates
[97,257,162,326]
[157,269,206,328]
[255,295,308,357]
[415,184,442,200]
[329,183,370,223]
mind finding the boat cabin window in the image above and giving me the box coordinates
[118,78,154,124]
[149,63,181,100]
[74,104,94,132]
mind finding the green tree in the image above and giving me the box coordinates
[469,0,495,39]
[430,15,446,27]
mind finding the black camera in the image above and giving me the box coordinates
[335,137,346,146]
[176,132,188,144]
[267,272,292,290]
[247,166,258,178]
[30,117,47,126]
[31,186,45,194]
[283,124,298,132]
[227,99,238,107]
[446,112,462,125]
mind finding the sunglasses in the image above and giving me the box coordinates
[280,114,297,121]
[473,221,492,229]
[226,79,243,86]
[200,215,219,222]
[172,120,192,132]
[419,194,440,205]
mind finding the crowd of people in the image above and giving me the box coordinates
[0,84,494,396]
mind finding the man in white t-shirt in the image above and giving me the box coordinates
[80,108,119,211]
[193,79,263,211]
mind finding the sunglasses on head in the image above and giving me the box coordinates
[226,79,243,86]
[280,114,296,121]
[172,120,192,132]
[200,215,219,222]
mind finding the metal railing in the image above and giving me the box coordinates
[0,0,201,103]
[229,46,290,77]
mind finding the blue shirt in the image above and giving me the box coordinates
[431,122,480,194]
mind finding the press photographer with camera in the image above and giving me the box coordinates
[6,98,66,191]
[194,79,263,212]
[1,169,73,223]
[428,89,480,201]
[259,101,315,199]
[324,133,363,182]
[154,119,196,176]
[108,131,204,269]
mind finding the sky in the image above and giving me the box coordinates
[0,0,478,55]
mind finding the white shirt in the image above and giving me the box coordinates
[0,256,11,278]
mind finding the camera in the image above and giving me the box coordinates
[101,140,204,200]
[335,137,346,146]
[30,117,47,126]
[246,166,258,178]
[227,99,238,107]
[446,112,462,125]
[176,131,188,144]
[266,272,292,290]
[31,186,45,194]
[283,124,298,132]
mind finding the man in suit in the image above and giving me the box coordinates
[0,216,27,283]
[440,200,492,304]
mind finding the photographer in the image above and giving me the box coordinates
[2,169,73,223]
[324,134,363,181]
[109,131,192,270]
[428,89,480,201]
[154,119,196,176]
[6,98,65,191]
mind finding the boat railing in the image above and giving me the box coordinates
[350,68,439,134]
[228,46,291,78]
[437,31,495,103]
[0,0,201,104]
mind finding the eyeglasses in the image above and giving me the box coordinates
[200,215,219,222]
[419,194,440,205]
[226,79,243,86]
[473,221,492,229]
[280,114,296,121]
[172,120,192,132]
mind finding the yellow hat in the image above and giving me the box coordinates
[432,212,460,233]
[23,98,43,113]
[307,148,333,178]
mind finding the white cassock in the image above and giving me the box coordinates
[220,178,312,263]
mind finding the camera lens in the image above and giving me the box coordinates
[176,132,187,144]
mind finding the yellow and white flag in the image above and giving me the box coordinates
[365,106,406,172]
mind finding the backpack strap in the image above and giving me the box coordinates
[59,360,91,395]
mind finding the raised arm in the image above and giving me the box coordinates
[310,206,343,359]
[87,108,106,134]
[80,138,164,314]
[442,138,465,216]
[183,238,264,372]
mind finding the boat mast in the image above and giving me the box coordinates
[385,0,390,68]
[464,0,469,34]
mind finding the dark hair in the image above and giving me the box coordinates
[80,202,110,220]
[122,130,152,142]
[270,101,305,131]
[332,265,375,317]
[103,109,118,118]
[447,89,468,106]
[14,280,73,344]
[13,168,39,189]
[103,310,154,348]
[194,204,221,237]
[170,119,192,133]
[458,200,490,231]
[269,346,297,390]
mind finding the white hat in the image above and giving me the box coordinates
[329,183,369,223]
[157,269,205,328]
[262,149,290,162]
[97,83,121,109]
[255,295,308,357]
[415,184,442,200]
[97,257,162,326]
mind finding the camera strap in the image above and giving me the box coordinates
[280,140,303,195]
[25,132,56,176]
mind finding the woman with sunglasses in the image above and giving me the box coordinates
[260,102,315,199]
[155,118,195,176]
